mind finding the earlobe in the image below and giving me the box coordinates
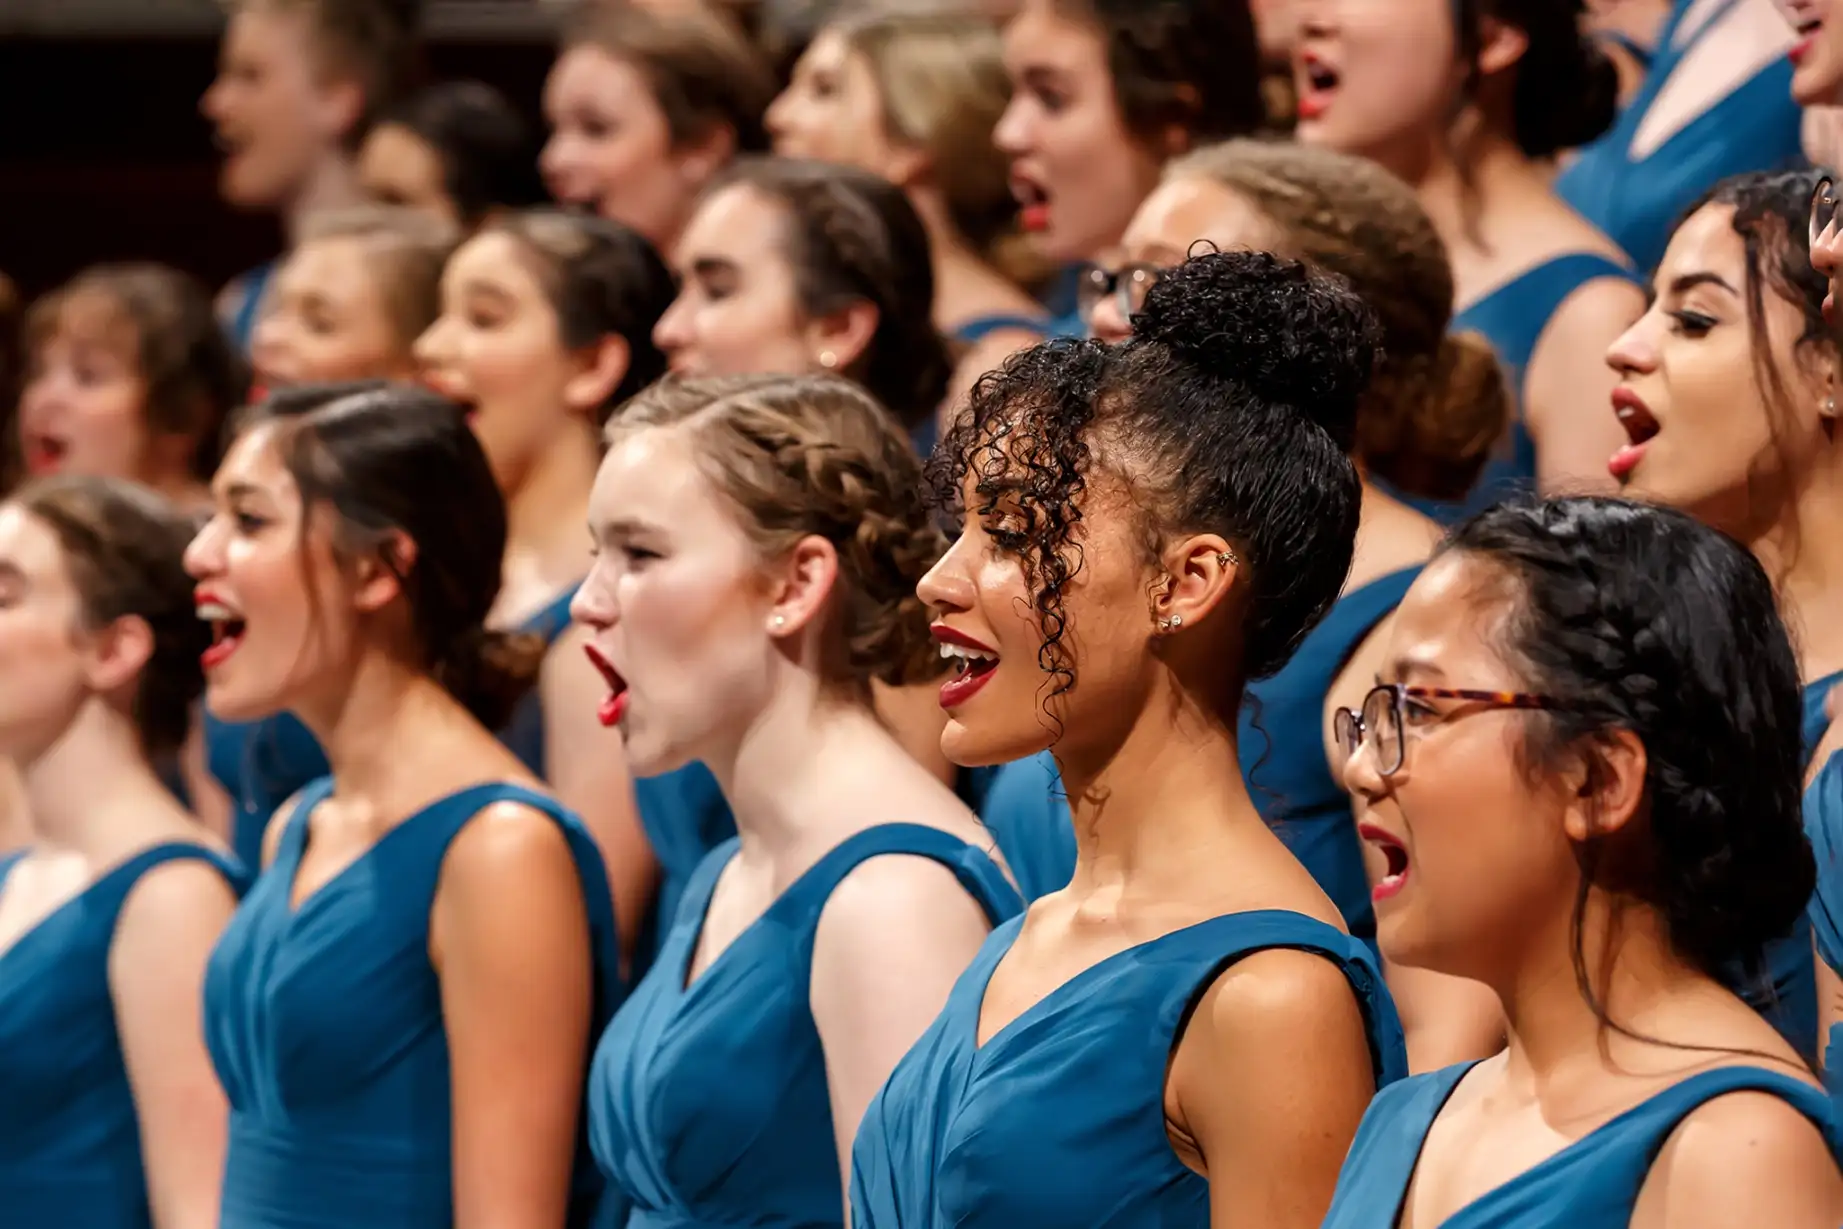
[1474,18,1531,77]
[765,535,842,640]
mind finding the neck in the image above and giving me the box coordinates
[283,152,365,244]
[910,187,987,327]
[1400,123,1538,260]
[295,650,463,803]
[1752,457,1843,679]
[19,703,170,856]
[1491,894,1704,1085]
[713,674,906,861]
[1057,679,1265,905]
[504,424,602,576]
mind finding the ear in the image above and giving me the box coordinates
[804,300,880,373]
[1155,84,1203,159]
[765,534,841,640]
[314,76,368,147]
[563,334,633,418]
[1475,16,1531,77]
[879,140,932,191]
[82,614,156,698]
[1559,728,1648,844]
[351,530,416,616]
[1149,535,1241,634]
[676,122,739,193]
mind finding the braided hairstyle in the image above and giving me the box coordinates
[703,156,952,432]
[931,248,1378,713]
[1168,140,1508,501]
[1444,496,1812,1005]
[606,372,947,693]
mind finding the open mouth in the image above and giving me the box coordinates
[1358,821,1410,902]
[22,433,68,475]
[1010,174,1051,233]
[1608,389,1660,482]
[1296,51,1341,119]
[196,595,247,671]
[934,626,1001,709]
[584,643,628,728]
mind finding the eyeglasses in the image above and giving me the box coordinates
[1812,175,1838,249]
[1075,261,1165,325]
[1332,683,1561,778]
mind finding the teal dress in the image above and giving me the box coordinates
[850,909,1407,1228]
[0,843,248,1228]
[589,824,1024,1228]
[203,780,623,1228]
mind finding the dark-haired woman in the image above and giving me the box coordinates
[1323,496,1843,1229]
[577,372,1022,1229]
[1296,0,1645,515]
[202,0,422,353]
[850,250,1407,1229]
[1560,0,1803,276]
[0,476,247,1228]
[359,81,547,231]
[1612,168,1843,1059]
[188,387,621,1229]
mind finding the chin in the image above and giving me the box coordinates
[939,719,1051,771]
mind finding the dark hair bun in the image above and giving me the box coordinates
[432,626,547,732]
[1133,247,1380,453]
[1507,6,1617,158]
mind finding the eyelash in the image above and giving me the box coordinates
[1669,310,1716,336]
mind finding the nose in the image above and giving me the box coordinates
[183,516,227,582]
[1603,311,1657,377]
[764,87,793,142]
[569,560,619,630]
[1340,723,1387,800]
[916,533,976,615]
[652,291,694,356]
[250,313,290,373]
[1087,293,1133,343]
[412,315,451,371]
[1813,225,1843,282]
[992,93,1031,157]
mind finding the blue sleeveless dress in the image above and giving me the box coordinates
[1557,0,1804,276]
[976,568,1425,920]
[1410,253,1642,522]
[0,842,248,1229]
[849,909,1407,1228]
[589,823,1023,1229]
[203,780,623,1229]
[1320,1062,1842,1227]
[1798,668,1843,1092]
[228,263,276,356]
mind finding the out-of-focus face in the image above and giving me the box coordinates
[915,457,1164,769]
[1342,551,1582,979]
[201,6,352,209]
[1292,0,1462,168]
[415,231,594,492]
[358,123,459,228]
[652,185,833,378]
[993,0,1164,264]
[1778,0,1843,105]
[18,296,154,482]
[1812,178,1843,350]
[1604,203,1832,540]
[1086,177,1283,342]
[571,424,785,775]
[542,45,705,249]
[767,31,913,182]
[0,505,92,763]
[252,236,414,391]
[184,426,353,723]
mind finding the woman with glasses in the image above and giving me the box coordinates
[1322,495,1843,1229]
[1605,167,1843,1059]
[850,249,1407,1229]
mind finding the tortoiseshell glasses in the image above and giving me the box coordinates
[1332,683,1562,778]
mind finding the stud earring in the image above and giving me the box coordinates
[1216,548,1239,568]
[771,615,786,630]
[1158,615,1183,632]
[1826,395,1838,418]
[818,350,838,370]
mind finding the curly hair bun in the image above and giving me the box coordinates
[1133,249,1380,454]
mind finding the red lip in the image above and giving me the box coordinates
[1358,821,1410,903]
[1792,30,1819,65]
[583,643,627,728]
[939,663,997,710]
[931,624,998,654]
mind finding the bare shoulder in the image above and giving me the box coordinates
[1642,1080,1843,1229]
[442,798,579,892]
[817,846,996,940]
[1193,946,1368,1045]
[117,854,240,931]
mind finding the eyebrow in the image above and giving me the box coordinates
[461,279,515,305]
[599,515,667,540]
[687,256,738,280]
[1381,657,1447,684]
[1662,271,1738,298]
[213,480,270,504]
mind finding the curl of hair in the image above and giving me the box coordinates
[247,385,541,728]
[1464,0,1617,157]
[1169,140,1509,500]
[1443,496,1812,990]
[374,81,548,228]
[1058,0,1265,145]
[13,476,209,757]
[707,157,952,430]
[25,263,251,482]
[482,210,676,422]
[607,372,947,691]
[930,249,1376,710]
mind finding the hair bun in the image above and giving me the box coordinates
[1133,248,1380,453]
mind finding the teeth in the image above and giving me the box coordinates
[938,643,996,663]
[197,602,237,622]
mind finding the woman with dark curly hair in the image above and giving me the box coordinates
[848,249,1408,1229]
[1608,168,1843,1061]
[1323,496,1843,1229]
[574,372,1022,1229]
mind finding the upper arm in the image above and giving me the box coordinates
[542,623,656,969]
[1523,276,1646,497]
[1817,946,1843,1071]
[810,854,995,1183]
[110,859,239,1229]
[434,801,596,1229]
[1169,949,1377,1229]
[1634,1089,1843,1229]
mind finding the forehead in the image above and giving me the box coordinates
[446,231,546,297]
[1004,0,1106,74]
[593,425,727,522]
[1123,178,1280,263]
[799,29,853,73]
[32,290,138,359]
[679,185,789,262]
[282,236,376,289]
[1656,203,1747,282]
[0,504,68,584]
[214,425,297,497]
[550,45,655,109]
[1386,551,1517,679]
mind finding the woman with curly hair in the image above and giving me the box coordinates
[574,372,1022,1229]
[849,249,1408,1229]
